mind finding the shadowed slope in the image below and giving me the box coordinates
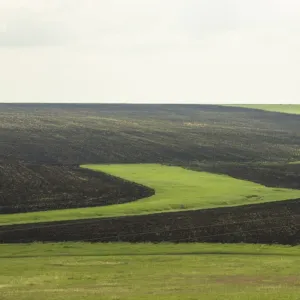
[0,163,154,214]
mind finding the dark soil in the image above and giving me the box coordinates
[1,104,300,165]
[0,198,299,244]
[0,163,154,214]
[184,162,300,189]
[1,104,300,245]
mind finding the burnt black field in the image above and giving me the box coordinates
[1,104,300,244]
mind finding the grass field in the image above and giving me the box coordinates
[289,161,300,165]
[2,164,300,226]
[229,104,300,115]
[1,243,300,300]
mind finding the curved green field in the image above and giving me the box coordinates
[1,164,300,226]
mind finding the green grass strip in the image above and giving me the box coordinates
[1,242,300,258]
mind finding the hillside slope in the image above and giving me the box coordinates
[1,104,300,164]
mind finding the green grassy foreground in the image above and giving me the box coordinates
[1,243,300,300]
[229,104,300,115]
[2,164,300,225]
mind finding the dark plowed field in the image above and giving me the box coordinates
[1,104,300,165]
[1,198,299,244]
[0,163,153,214]
[1,104,300,245]
[186,162,300,189]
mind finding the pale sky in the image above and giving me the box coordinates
[0,0,299,104]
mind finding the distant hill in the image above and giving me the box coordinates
[227,104,300,115]
[1,104,300,165]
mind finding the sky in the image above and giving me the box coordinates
[0,0,299,104]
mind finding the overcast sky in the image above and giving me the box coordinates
[0,0,299,103]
